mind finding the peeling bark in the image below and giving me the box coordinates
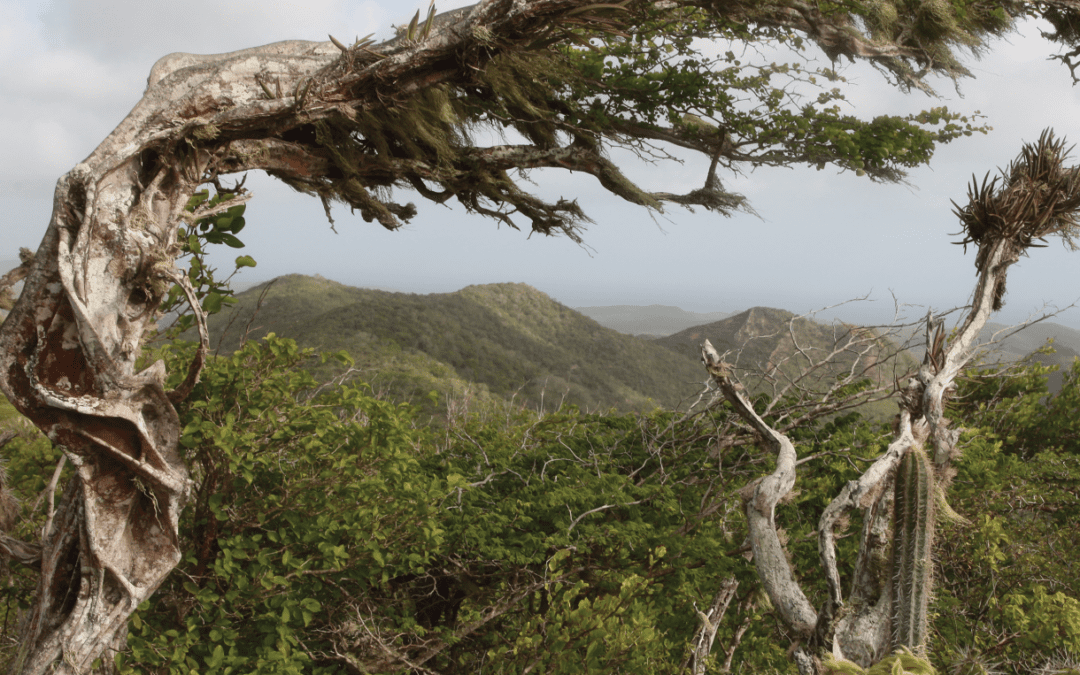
[2,161,198,675]
[0,3,637,669]
[683,577,739,675]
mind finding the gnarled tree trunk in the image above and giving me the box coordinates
[2,0,1078,669]
[0,158,202,673]
[0,1,737,670]
[700,131,1080,674]
[0,5,505,672]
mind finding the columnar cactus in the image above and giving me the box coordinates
[891,446,937,652]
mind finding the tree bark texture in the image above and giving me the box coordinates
[1,0,1077,671]
[0,1,752,670]
[701,142,1079,670]
[0,3,662,668]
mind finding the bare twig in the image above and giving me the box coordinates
[40,455,67,542]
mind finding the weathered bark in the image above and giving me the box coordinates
[702,296,988,671]
[682,577,739,675]
[0,3,654,669]
[0,1,749,670]
[701,346,818,639]
[700,132,1080,672]
[0,153,201,675]
[1,0,1076,669]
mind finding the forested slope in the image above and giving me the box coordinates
[186,274,708,414]
[655,306,920,421]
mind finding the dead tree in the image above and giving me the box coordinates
[701,130,1080,674]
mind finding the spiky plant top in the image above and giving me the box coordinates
[951,129,1080,310]
[1038,649,1080,675]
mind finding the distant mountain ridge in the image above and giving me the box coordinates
[188,275,708,415]
[180,275,1080,414]
[589,303,1080,394]
[654,306,918,420]
[574,305,734,337]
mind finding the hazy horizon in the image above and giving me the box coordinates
[197,269,1080,334]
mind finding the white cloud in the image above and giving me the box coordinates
[0,2,138,184]
[41,0,391,63]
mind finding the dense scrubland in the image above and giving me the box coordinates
[1,311,1077,673]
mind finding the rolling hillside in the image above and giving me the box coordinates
[654,307,919,419]
[173,274,1080,422]
[186,275,708,415]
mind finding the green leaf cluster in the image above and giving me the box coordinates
[120,336,443,674]
[556,7,988,183]
[5,330,1080,675]
[0,398,66,650]
[929,357,1080,672]
[157,189,257,337]
[116,333,846,673]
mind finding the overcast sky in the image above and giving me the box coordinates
[3,0,1080,330]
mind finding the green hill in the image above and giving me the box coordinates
[181,277,922,422]
[186,275,707,415]
[653,306,919,420]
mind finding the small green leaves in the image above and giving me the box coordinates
[159,188,253,334]
[201,292,223,314]
[206,232,244,248]
[204,645,224,669]
[422,0,436,39]
[406,8,420,40]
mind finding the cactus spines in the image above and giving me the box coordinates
[1038,649,1080,675]
[891,446,936,653]
[824,647,937,675]
[948,645,1004,675]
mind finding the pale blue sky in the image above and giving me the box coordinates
[3,0,1079,329]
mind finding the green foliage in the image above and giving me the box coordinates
[158,188,256,337]
[6,317,1080,674]
[930,358,1080,673]
[186,275,704,417]
[251,0,1010,237]
[121,336,443,674]
[951,349,1080,460]
[558,5,989,183]
[0,398,65,661]
[117,332,873,673]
